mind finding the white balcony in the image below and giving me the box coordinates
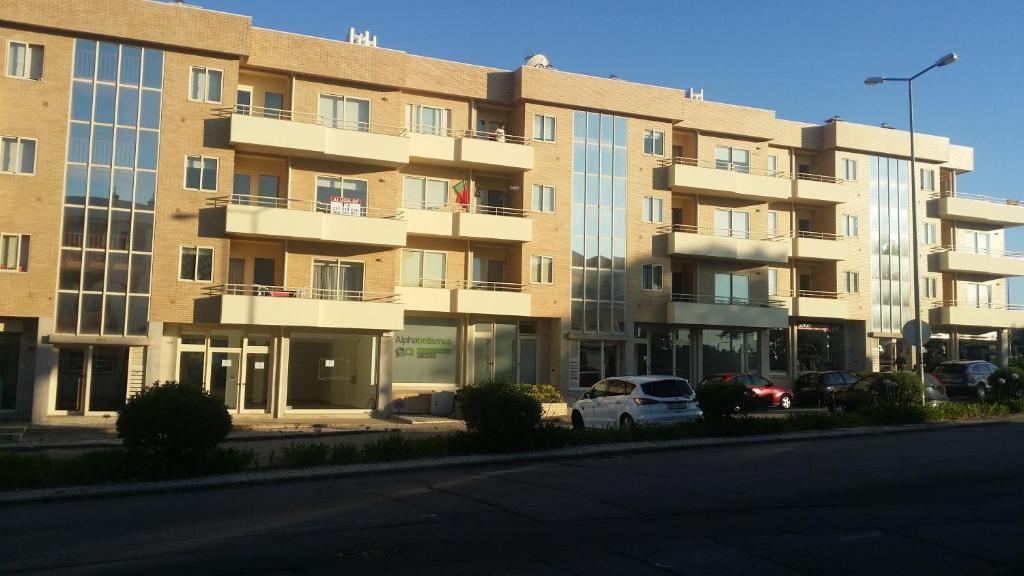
[397,281,531,316]
[790,292,850,319]
[932,193,1024,227]
[408,130,534,172]
[227,108,409,167]
[403,204,532,242]
[665,226,790,264]
[934,248,1024,278]
[932,303,1024,329]
[666,294,788,329]
[792,233,849,262]
[792,174,848,204]
[217,286,404,331]
[668,158,791,201]
[221,195,406,248]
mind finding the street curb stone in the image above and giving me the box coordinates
[0,417,1014,506]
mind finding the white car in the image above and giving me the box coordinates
[571,376,703,429]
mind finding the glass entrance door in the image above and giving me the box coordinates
[209,351,241,410]
[518,337,538,384]
[56,348,86,412]
[243,352,270,412]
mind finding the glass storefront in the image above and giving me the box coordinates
[0,333,19,410]
[959,338,997,362]
[769,329,788,373]
[796,324,842,373]
[701,329,759,376]
[393,318,459,385]
[924,337,949,372]
[634,326,692,381]
[53,345,129,413]
[286,334,375,410]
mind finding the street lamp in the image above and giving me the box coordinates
[865,52,958,391]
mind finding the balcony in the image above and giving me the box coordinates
[932,192,1024,227]
[404,203,533,243]
[215,285,404,331]
[664,225,790,264]
[792,173,849,204]
[666,158,791,201]
[217,195,407,248]
[792,232,849,261]
[397,281,532,316]
[933,247,1024,278]
[224,106,409,167]
[666,294,788,329]
[790,291,850,319]
[408,129,534,173]
[932,302,1024,329]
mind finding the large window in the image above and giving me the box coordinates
[643,129,664,156]
[402,249,446,288]
[403,176,448,210]
[642,264,663,291]
[316,176,368,215]
[714,209,749,239]
[702,329,759,376]
[0,234,29,272]
[965,282,993,308]
[1,137,36,174]
[961,230,991,254]
[530,255,553,284]
[319,94,369,131]
[643,196,664,223]
[185,155,218,191]
[714,273,749,304]
[188,66,222,103]
[532,184,555,213]
[393,318,459,385]
[769,329,788,372]
[869,156,911,333]
[533,114,556,142]
[406,104,449,135]
[6,41,43,80]
[287,334,375,410]
[179,246,213,282]
[570,110,627,333]
[714,146,749,173]
[312,259,364,300]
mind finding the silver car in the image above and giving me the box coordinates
[571,376,703,429]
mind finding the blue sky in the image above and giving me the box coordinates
[198,0,1024,300]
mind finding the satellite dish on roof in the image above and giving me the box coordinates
[525,54,551,68]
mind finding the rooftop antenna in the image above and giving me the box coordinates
[348,27,378,47]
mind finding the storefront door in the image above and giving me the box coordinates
[55,348,86,412]
[209,351,241,410]
[243,351,271,412]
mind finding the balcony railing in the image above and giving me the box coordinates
[935,245,1024,259]
[407,125,530,146]
[661,224,788,241]
[211,194,404,220]
[790,290,842,299]
[398,279,526,292]
[217,105,409,137]
[670,293,788,308]
[936,299,1024,311]
[796,172,846,184]
[795,230,842,240]
[932,191,1024,206]
[211,284,400,303]
[662,156,791,179]
[402,201,528,218]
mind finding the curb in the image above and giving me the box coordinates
[0,417,1013,506]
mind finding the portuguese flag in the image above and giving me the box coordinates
[454,180,470,207]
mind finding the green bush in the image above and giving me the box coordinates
[696,382,750,418]
[876,371,924,407]
[988,367,1024,402]
[279,442,331,467]
[517,383,565,404]
[456,376,542,436]
[116,381,232,458]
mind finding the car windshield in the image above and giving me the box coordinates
[641,379,694,398]
[935,364,967,375]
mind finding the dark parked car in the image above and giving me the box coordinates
[698,373,793,410]
[828,373,949,412]
[794,371,857,407]
[933,360,998,401]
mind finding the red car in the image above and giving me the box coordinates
[698,372,794,410]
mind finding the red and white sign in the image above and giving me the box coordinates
[330,195,362,216]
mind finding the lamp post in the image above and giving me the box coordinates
[865,52,958,391]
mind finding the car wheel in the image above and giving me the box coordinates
[571,410,585,430]
[620,413,636,429]
[779,394,792,410]
[976,384,987,403]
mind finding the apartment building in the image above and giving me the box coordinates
[1,0,1021,423]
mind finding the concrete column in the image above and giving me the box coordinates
[143,320,164,390]
[622,321,637,375]
[30,317,55,423]
[950,331,960,361]
[376,332,395,416]
[789,324,799,376]
[759,328,771,376]
[998,329,1010,366]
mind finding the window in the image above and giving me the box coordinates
[768,268,778,296]
[0,234,30,272]
[924,277,938,299]
[922,222,937,245]
[406,104,450,135]
[641,264,663,291]
[530,256,554,284]
[0,137,35,174]
[320,94,370,131]
[767,211,779,236]
[532,184,555,213]
[966,282,992,308]
[845,271,859,294]
[188,66,222,103]
[403,176,448,210]
[714,273,749,304]
[312,259,364,300]
[920,168,935,191]
[533,114,556,142]
[767,155,779,176]
[401,249,447,288]
[714,146,750,173]
[643,196,664,223]
[184,155,218,191]
[6,41,43,80]
[714,209,749,239]
[179,246,213,282]
[843,158,858,181]
[236,87,252,115]
[643,129,665,156]
[842,214,859,237]
[962,230,991,254]
[316,176,368,214]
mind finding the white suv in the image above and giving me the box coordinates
[571,376,703,429]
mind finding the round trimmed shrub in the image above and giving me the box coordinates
[877,371,925,406]
[117,381,232,458]
[517,383,565,404]
[696,382,751,418]
[988,367,1024,402]
[456,377,542,436]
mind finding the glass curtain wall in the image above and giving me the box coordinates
[869,156,911,334]
[571,111,627,334]
[57,39,163,336]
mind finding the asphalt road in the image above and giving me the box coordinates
[2,422,1024,575]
